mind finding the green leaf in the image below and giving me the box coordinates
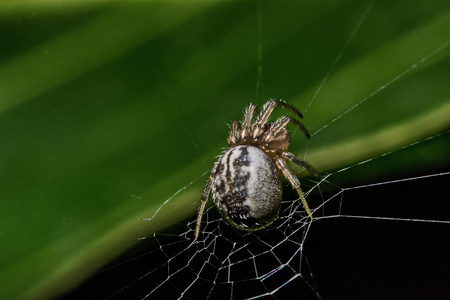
[1,1,449,299]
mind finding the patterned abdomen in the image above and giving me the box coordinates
[212,145,282,231]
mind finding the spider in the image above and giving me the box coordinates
[195,100,320,238]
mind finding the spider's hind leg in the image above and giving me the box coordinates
[273,156,313,219]
[282,152,321,178]
[195,177,213,239]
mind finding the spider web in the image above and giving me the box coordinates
[62,1,450,299]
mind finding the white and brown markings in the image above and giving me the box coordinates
[195,100,320,239]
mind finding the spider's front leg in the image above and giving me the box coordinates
[273,156,313,219]
[270,116,310,139]
[240,103,257,141]
[228,120,240,146]
[254,99,304,129]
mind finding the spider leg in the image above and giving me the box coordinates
[272,100,304,118]
[273,156,313,219]
[195,176,213,239]
[228,120,240,146]
[253,100,277,133]
[269,115,310,139]
[253,100,305,136]
[241,103,257,139]
[260,99,304,123]
[282,152,321,178]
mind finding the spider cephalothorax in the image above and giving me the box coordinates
[195,100,320,238]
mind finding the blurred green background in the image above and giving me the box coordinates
[0,0,449,299]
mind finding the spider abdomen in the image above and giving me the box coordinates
[212,145,282,231]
